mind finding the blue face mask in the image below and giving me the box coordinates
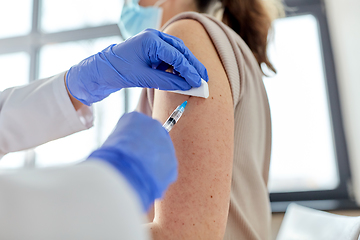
[118,0,167,40]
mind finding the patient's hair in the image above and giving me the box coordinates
[195,0,284,74]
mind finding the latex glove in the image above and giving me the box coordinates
[89,112,177,211]
[66,28,208,105]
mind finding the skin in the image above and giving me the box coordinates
[141,1,235,239]
[64,72,84,111]
[65,2,234,238]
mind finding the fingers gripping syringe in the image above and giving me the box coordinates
[163,101,187,132]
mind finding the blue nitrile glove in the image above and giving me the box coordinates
[66,28,209,106]
[88,112,177,211]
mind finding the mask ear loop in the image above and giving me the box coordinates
[154,0,168,8]
[152,0,167,30]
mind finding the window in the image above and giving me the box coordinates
[0,0,32,39]
[0,0,132,168]
[1,0,355,212]
[41,0,122,33]
[266,0,355,212]
[265,14,339,193]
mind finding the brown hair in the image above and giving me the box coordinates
[195,0,284,74]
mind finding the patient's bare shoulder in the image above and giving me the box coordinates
[158,18,233,116]
[163,19,216,67]
[149,18,234,239]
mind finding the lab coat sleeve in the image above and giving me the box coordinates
[0,72,93,157]
[0,160,150,240]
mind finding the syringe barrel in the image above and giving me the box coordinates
[163,107,184,132]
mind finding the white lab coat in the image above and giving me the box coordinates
[0,73,149,240]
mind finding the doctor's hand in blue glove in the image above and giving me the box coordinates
[66,28,208,106]
[88,112,177,212]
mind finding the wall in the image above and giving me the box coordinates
[271,1,360,239]
[324,0,360,203]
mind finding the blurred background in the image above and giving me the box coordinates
[0,0,359,238]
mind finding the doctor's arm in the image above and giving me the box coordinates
[0,160,149,240]
[0,112,177,239]
[0,72,93,157]
[0,29,207,157]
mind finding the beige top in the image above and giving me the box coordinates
[137,12,272,240]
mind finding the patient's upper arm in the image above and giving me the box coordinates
[150,19,234,239]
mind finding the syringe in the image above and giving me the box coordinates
[163,101,187,132]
